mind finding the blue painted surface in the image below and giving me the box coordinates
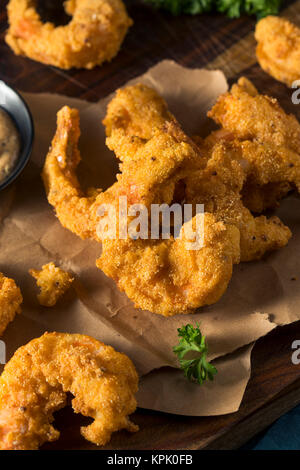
[243,403,300,450]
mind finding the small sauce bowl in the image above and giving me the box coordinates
[0,80,34,192]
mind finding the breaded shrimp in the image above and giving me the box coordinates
[43,99,201,242]
[184,142,291,262]
[29,263,74,307]
[43,90,239,315]
[0,332,139,450]
[5,0,132,70]
[102,84,203,209]
[104,83,291,262]
[43,83,292,314]
[208,77,300,157]
[0,273,23,336]
[42,106,102,241]
[103,84,177,164]
[255,16,300,87]
[201,129,293,212]
[207,77,300,208]
[98,213,240,316]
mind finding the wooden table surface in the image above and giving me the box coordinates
[1,0,300,450]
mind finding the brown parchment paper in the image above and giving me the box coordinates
[0,60,299,416]
[137,344,254,416]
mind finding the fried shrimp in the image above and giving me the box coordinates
[98,213,240,316]
[0,332,139,450]
[5,0,132,70]
[103,84,176,164]
[43,87,241,315]
[208,77,300,206]
[43,106,102,241]
[43,82,295,313]
[0,273,23,336]
[43,92,201,242]
[184,141,291,262]
[255,16,300,87]
[208,77,300,156]
[104,83,291,262]
[29,263,74,307]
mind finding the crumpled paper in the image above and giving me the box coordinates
[0,60,299,416]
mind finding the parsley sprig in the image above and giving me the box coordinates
[173,323,217,385]
[143,0,282,19]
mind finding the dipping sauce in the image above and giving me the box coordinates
[0,108,20,183]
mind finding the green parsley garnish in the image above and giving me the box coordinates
[143,0,282,19]
[173,323,217,385]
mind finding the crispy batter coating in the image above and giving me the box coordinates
[0,273,22,336]
[0,332,139,450]
[29,262,74,307]
[208,77,300,208]
[208,77,300,155]
[103,84,176,164]
[255,16,300,87]
[43,106,101,241]
[98,213,240,316]
[5,0,132,70]
[185,141,291,261]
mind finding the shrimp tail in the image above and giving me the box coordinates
[42,106,100,240]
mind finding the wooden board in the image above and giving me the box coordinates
[1,0,300,450]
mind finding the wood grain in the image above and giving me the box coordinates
[1,0,300,450]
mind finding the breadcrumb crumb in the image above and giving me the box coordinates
[29,262,74,307]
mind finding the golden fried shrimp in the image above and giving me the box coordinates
[43,106,102,241]
[98,213,240,316]
[43,98,201,243]
[185,142,291,262]
[5,0,132,70]
[202,130,293,212]
[29,262,74,307]
[208,77,300,153]
[109,84,291,262]
[101,83,203,208]
[103,84,176,164]
[0,273,22,336]
[43,83,294,313]
[0,332,139,450]
[255,16,300,87]
[43,87,241,315]
[208,77,300,192]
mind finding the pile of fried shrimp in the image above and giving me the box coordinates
[42,78,300,317]
[1,76,300,450]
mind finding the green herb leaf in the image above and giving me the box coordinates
[173,323,217,385]
[143,0,282,18]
